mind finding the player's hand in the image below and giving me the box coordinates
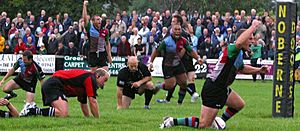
[197,56,204,65]
[117,105,122,110]
[260,65,270,74]
[148,63,154,72]
[0,80,4,87]
[0,98,9,106]
[131,81,141,88]
[198,59,204,65]
[83,0,88,6]
[251,19,260,28]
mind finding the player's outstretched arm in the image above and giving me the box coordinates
[239,65,270,74]
[88,96,99,118]
[0,68,15,86]
[0,98,19,117]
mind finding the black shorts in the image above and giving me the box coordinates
[13,77,37,93]
[182,58,195,72]
[87,52,108,68]
[162,62,186,79]
[122,84,146,99]
[41,77,68,106]
[201,78,232,109]
[250,58,261,68]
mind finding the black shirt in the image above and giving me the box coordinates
[117,62,151,88]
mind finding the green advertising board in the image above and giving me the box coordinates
[63,56,126,76]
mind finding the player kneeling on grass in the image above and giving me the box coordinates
[24,68,110,118]
[117,56,159,109]
[0,50,45,116]
[159,20,270,129]
[0,98,19,118]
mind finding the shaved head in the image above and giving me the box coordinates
[127,56,138,72]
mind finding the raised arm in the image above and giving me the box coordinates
[236,20,260,49]
[82,1,89,26]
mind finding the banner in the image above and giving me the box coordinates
[0,54,55,73]
[63,56,89,70]
[108,57,126,75]
[62,56,126,76]
[0,55,276,80]
[33,55,56,73]
[272,1,296,118]
[152,58,274,80]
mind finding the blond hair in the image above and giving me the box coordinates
[95,68,110,77]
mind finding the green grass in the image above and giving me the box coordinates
[0,76,300,130]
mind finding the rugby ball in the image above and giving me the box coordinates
[211,117,226,130]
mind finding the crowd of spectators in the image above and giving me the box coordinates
[0,8,299,61]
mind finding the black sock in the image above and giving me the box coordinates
[252,74,257,82]
[186,83,196,96]
[166,86,175,101]
[3,91,17,100]
[41,107,55,117]
[4,91,16,96]
[0,110,12,118]
[144,90,153,106]
[177,88,186,104]
[260,73,265,80]
[30,107,55,117]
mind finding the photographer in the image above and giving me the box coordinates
[110,12,127,36]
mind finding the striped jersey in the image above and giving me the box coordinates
[157,35,193,66]
[207,44,244,87]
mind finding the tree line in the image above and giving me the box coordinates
[1,0,298,20]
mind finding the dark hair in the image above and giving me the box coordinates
[172,14,183,26]
[23,50,33,60]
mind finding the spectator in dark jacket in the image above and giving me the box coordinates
[62,26,77,47]
[63,13,72,32]
[47,34,58,54]
[3,44,13,54]
[66,42,78,56]
[118,36,131,56]
[55,42,67,55]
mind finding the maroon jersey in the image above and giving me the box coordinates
[53,69,98,98]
